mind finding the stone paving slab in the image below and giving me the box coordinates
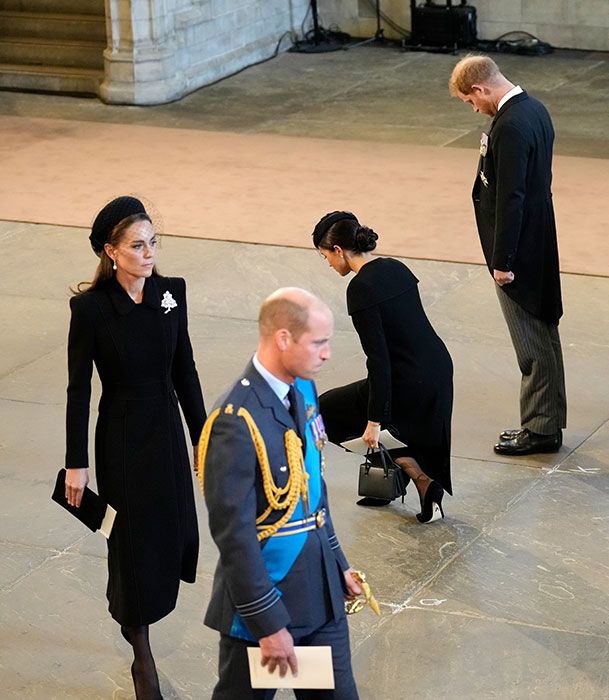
[558,420,609,475]
[415,467,609,637]
[351,607,609,699]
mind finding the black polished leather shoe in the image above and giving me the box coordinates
[494,429,562,455]
[498,428,523,441]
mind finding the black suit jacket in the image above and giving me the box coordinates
[203,361,350,640]
[472,91,563,324]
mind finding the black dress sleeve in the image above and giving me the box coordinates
[65,294,95,468]
[171,278,207,445]
[350,303,392,424]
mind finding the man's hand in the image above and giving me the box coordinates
[65,468,89,508]
[259,628,298,678]
[493,269,515,286]
[343,568,363,600]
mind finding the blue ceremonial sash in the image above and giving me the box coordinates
[295,377,322,514]
[229,378,323,640]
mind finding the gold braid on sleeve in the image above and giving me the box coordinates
[197,405,309,542]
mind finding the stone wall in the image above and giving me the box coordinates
[319,1,609,52]
[102,0,309,105]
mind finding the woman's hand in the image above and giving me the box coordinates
[362,421,381,449]
[65,468,89,508]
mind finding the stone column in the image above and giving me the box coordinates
[100,0,186,105]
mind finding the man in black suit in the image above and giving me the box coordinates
[450,54,566,455]
[199,288,361,699]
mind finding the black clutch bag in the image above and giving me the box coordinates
[51,468,115,535]
[358,445,407,502]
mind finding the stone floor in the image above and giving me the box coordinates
[1,44,609,699]
[1,45,608,157]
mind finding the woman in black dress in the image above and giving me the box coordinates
[64,196,206,699]
[312,211,453,523]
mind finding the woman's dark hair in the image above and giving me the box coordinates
[312,211,378,254]
[74,213,156,294]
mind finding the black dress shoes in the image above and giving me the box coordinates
[498,428,523,441]
[494,428,562,456]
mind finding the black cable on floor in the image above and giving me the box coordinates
[477,31,553,56]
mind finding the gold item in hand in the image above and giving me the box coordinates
[345,570,381,616]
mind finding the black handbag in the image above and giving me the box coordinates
[358,445,407,502]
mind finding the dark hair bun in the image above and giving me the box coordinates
[355,225,378,252]
[312,210,358,248]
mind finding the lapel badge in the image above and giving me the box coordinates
[479,131,488,157]
[240,378,250,386]
[161,291,177,314]
[479,170,489,188]
[306,404,315,420]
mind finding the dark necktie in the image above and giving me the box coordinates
[287,385,303,442]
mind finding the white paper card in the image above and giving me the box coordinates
[340,429,407,456]
[247,646,334,689]
[99,505,117,539]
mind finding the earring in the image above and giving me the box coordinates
[112,259,117,271]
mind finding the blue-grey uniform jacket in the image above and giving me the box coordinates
[203,360,350,641]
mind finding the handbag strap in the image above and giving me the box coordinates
[365,444,392,477]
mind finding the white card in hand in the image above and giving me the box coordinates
[99,505,117,539]
[247,646,334,689]
[340,429,407,456]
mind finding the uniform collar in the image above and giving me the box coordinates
[107,275,160,315]
[243,359,300,434]
[252,353,291,407]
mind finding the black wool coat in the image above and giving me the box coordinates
[65,275,206,625]
[347,258,454,494]
[472,91,563,324]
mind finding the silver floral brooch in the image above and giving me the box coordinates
[161,291,177,314]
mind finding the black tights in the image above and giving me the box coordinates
[121,625,162,700]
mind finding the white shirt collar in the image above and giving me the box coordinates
[252,353,291,407]
[498,85,523,111]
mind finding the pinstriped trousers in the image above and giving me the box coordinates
[496,286,567,434]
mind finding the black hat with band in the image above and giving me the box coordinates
[89,196,147,255]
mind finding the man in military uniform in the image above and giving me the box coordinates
[200,288,361,699]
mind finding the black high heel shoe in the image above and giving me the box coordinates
[416,480,445,524]
[131,661,163,700]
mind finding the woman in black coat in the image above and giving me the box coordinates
[312,211,453,523]
[64,196,206,699]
